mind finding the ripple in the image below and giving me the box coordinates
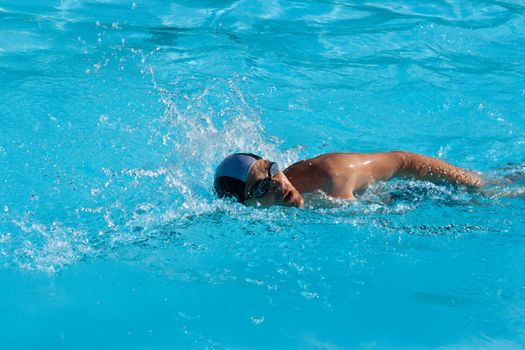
[0,0,524,278]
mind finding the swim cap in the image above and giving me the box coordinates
[214,153,262,202]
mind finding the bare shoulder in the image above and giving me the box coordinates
[284,153,349,174]
[283,152,397,198]
[283,154,344,194]
[306,152,362,168]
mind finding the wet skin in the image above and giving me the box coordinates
[244,159,305,208]
[243,151,485,208]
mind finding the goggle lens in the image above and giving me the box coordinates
[248,161,280,199]
[252,180,269,198]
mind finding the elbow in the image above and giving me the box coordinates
[390,150,411,172]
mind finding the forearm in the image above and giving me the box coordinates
[394,151,485,188]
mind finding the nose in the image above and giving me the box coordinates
[269,178,284,194]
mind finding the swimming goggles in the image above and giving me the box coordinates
[247,162,280,199]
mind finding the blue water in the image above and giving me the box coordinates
[1,0,525,348]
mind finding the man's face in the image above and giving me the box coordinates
[244,159,304,208]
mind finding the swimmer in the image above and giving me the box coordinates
[213,151,486,208]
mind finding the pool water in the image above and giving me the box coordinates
[1,0,525,348]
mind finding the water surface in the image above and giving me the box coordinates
[1,0,525,348]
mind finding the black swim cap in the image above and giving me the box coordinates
[214,153,262,202]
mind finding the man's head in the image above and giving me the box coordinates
[214,153,303,208]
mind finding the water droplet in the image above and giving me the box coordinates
[250,316,264,325]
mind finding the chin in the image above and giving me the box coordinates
[292,194,304,208]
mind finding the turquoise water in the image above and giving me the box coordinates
[1,0,525,348]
